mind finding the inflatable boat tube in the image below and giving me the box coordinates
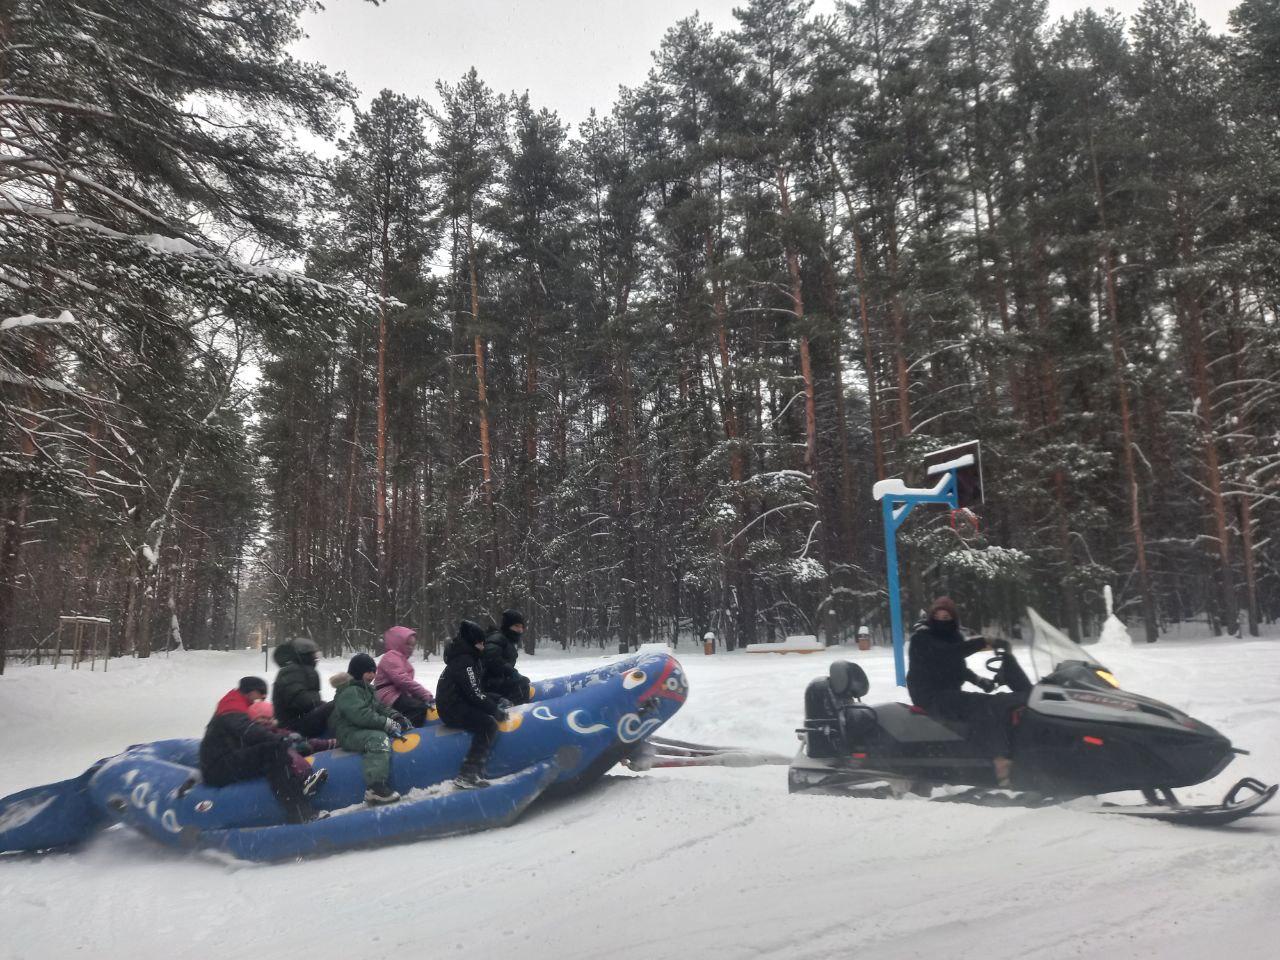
[0,651,687,860]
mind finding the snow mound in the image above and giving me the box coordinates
[745,634,824,654]
[1097,615,1133,650]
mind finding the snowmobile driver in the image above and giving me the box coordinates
[906,597,1030,787]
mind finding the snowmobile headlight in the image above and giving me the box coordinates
[1095,669,1120,689]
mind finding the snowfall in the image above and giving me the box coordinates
[2,624,1279,960]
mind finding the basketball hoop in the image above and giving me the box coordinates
[950,507,981,541]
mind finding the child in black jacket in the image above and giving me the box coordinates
[436,620,508,789]
[199,677,322,823]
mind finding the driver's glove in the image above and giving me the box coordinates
[973,677,997,693]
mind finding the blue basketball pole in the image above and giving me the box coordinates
[876,471,959,686]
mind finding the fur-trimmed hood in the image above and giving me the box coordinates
[329,672,353,690]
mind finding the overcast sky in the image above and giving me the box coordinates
[294,0,1236,130]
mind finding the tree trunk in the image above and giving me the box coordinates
[1032,232,1081,640]
[0,498,25,675]
[375,264,389,578]
[1175,207,1236,633]
[1091,138,1159,643]
[826,157,886,481]
[1228,286,1260,636]
[886,215,912,438]
[776,169,820,495]
[466,213,495,593]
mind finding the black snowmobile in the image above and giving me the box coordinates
[789,609,1276,825]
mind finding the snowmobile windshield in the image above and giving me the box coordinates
[1025,607,1105,681]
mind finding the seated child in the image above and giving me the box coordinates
[198,677,320,824]
[436,621,509,789]
[247,699,334,791]
[271,638,333,736]
[331,653,411,805]
[375,626,435,726]
[482,610,532,705]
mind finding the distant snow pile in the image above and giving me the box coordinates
[1096,585,1133,650]
[637,641,674,654]
[745,634,824,654]
[1097,615,1133,649]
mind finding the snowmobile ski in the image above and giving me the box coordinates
[1095,777,1276,826]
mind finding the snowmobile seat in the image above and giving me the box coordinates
[828,661,869,701]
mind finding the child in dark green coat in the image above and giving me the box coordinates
[330,653,411,805]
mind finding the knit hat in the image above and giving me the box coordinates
[502,609,526,630]
[347,653,377,679]
[247,700,275,722]
[238,676,268,696]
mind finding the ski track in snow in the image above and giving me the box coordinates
[1,638,1279,959]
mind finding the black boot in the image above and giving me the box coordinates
[452,765,491,790]
[365,782,401,805]
[302,768,328,797]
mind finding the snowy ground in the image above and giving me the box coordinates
[2,632,1279,960]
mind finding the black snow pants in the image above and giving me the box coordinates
[202,741,311,823]
[439,702,499,775]
[928,690,1027,758]
[282,701,334,738]
[389,693,430,728]
[924,657,1033,759]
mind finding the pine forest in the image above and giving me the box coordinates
[2,0,1279,670]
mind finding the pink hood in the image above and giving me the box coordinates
[375,626,433,705]
[383,625,416,657]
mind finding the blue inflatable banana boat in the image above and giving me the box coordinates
[0,651,687,861]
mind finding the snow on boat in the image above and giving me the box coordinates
[0,651,688,861]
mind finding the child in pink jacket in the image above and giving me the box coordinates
[374,626,435,727]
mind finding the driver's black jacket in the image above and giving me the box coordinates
[906,621,988,709]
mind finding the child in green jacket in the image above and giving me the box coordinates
[330,653,411,805]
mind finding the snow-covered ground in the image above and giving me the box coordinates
[2,634,1279,960]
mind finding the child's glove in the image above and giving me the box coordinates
[309,738,337,752]
[972,677,997,693]
[393,713,412,730]
[385,719,405,738]
[494,708,509,723]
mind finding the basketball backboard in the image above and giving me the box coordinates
[920,440,984,508]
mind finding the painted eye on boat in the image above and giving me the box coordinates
[664,677,681,691]
[623,670,647,689]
